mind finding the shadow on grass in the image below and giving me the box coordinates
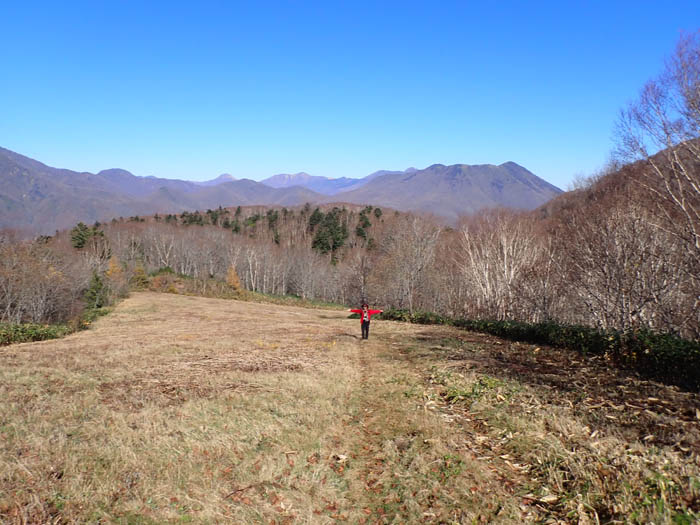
[400,330,700,452]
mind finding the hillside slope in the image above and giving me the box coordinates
[1,293,696,523]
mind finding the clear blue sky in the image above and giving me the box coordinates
[1,1,698,188]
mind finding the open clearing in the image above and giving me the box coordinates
[1,292,699,524]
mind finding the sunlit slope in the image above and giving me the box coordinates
[1,292,697,523]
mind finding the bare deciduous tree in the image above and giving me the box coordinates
[458,210,541,320]
[377,216,441,313]
[616,31,700,265]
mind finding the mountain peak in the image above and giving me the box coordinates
[321,161,562,223]
[499,161,526,170]
[97,168,136,178]
[194,173,237,187]
[260,172,315,188]
[213,173,236,182]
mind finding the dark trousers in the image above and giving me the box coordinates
[361,321,370,339]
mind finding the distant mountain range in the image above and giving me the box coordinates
[0,146,562,234]
[260,168,405,195]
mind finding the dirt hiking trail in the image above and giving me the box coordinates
[1,292,698,524]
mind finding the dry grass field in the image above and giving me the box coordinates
[1,292,699,524]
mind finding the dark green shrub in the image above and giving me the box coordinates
[0,307,112,346]
[385,308,700,392]
[0,323,71,346]
[80,307,110,326]
[149,266,175,277]
[244,213,262,227]
[619,331,700,391]
[380,309,413,322]
[381,309,450,325]
[412,311,451,325]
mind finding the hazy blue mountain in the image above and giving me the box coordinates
[0,147,322,234]
[260,172,315,188]
[326,162,562,221]
[260,172,362,195]
[195,173,237,186]
[0,146,562,234]
[260,167,418,195]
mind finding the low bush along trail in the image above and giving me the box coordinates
[0,292,698,523]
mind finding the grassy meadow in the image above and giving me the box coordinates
[1,292,698,524]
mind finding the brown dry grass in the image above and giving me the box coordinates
[0,292,698,524]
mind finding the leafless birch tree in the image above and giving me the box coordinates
[458,210,541,320]
[616,31,700,273]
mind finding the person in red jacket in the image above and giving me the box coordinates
[349,303,383,340]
